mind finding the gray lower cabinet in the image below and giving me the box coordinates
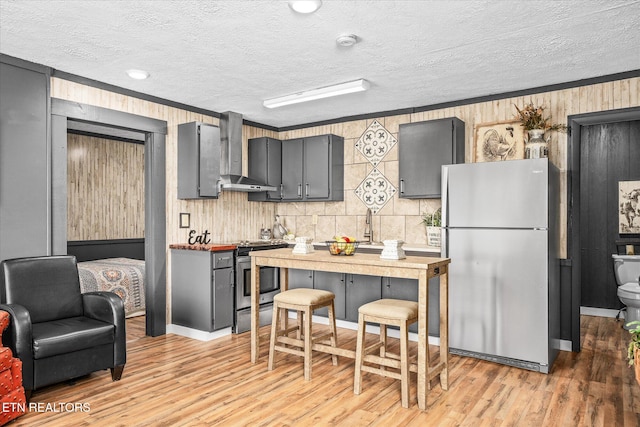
[171,249,234,332]
[0,59,50,262]
[313,271,346,319]
[288,268,314,289]
[177,121,221,199]
[286,268,440,336]
[398,117,464,199]
[345,274,382,322]
[382,277,440,335]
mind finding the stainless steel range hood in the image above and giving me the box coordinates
[218,111,277,193]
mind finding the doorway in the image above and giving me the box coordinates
[51,99,167,337]
[568,107,640,351]
[579,121,640,309]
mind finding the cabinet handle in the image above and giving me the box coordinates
[400,179,405,194]
[297,183,302,197]
[280,184,284,199]
[305,183,309,197]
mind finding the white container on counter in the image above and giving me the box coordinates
[292,236,314,254]
[380,240,406,260]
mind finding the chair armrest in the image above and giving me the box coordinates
[82,292,126,366]
[0,303,34,389]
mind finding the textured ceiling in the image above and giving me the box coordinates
[1,0,639,128]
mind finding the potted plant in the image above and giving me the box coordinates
[627,320,640,386]
[421,208,442,247]
[514,103,567,159]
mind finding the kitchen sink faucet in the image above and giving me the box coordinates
[364,208,373,243]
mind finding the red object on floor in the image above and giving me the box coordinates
[0,310,26,426]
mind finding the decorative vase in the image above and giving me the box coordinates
[525,129,550,159]
[426,226,441,247]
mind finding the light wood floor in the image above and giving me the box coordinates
[9,315,640,426]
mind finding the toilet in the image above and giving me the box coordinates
[612,254,640,329]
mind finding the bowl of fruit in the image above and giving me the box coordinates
[326,236,359,256]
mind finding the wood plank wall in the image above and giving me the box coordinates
[67,133,145,240]
[53,77,639,320]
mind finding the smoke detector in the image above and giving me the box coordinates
[336,34,358,47]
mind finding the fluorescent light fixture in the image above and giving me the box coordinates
[126,69,150,80]
[288,1,322,14]
[263,79,370,109]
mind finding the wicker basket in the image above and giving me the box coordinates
[326,241,359,256]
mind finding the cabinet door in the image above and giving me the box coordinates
[0,61,49,261]
[399,119,455,199]
[313,272,346,319]
[345,274,382,322]
[288,269,314,289]
[281,138,304,200]
[248,137,282,201]
[213,267,234,330]
[304,135,330,199]
[381,277,440,335]
[177,122,220,199]
[198,124,221,198]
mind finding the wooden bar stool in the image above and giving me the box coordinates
[353,299,419,408]
[268,288,338,381]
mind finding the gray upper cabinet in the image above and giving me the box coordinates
[281,138,305,200]
[248,137,282,201]
[281,134,344,202]
[398,117,465,199]
[0,59,50,262]
[177,122,220,199]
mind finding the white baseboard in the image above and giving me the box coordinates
[166,324,232,341]
[580,306,622,318]
[558,339,573,352]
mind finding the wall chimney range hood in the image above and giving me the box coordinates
[218,111,277,193]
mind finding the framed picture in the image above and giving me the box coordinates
[179,212,190,229]
[473,120,525,162]
[619,181,640,234]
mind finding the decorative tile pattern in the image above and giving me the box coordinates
[354,168,397,214]
[355,120,397,167]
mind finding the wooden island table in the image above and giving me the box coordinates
[250,248,450,410]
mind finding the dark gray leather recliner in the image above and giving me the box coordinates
[0,255,126,397]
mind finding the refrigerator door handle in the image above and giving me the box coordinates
[441,165,449,228]
[441,227,448,257]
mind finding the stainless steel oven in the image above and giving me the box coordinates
[233,241,288,333]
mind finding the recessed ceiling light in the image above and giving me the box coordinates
[263,79,370,109]
[126,69,150,80]
[288,1,322,14]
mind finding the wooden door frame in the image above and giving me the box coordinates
[567,106,640,351]
[51,99,167,337]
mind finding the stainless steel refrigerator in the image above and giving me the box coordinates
[441,158,560,373]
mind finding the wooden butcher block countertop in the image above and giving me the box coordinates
[169,243,237,252]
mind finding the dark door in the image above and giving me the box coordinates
[580,120,640,308]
